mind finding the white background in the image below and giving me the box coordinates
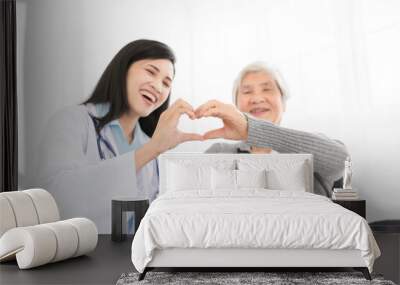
[17,0,400,222]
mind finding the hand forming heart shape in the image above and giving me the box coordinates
[194,99,248,141]
[151,98,249,155]
[177,113,222,137]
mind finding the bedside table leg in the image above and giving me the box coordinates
[112,201,123,241]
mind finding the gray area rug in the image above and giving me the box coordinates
[116,271,396,285]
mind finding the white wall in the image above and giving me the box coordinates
[17,0,400,222]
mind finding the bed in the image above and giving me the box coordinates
[131,153,380,280]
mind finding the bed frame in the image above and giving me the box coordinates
[139,248,371,280]
[138,153,372,281]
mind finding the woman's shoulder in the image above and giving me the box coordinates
[52,104,89,119]
[46,104,92,133]
[38,105,92,157]
[204,141,244,153]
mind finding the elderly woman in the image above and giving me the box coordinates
[196,62,349,196]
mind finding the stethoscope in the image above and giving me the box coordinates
[89,114,117,160]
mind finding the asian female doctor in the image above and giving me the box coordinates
[36,39,202,233]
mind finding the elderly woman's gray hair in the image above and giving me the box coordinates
[232,62,289,106]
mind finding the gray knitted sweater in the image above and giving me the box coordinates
[205,114,349,196]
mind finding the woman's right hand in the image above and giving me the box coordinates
[149,98,204,154]
[135,99,203,172]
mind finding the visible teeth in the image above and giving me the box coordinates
[142,92,156,103]
[143,94,153,103]
[251,108,268,113]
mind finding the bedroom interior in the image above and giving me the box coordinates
[1,0,400,284]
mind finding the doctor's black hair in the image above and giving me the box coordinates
[83,39,176,137]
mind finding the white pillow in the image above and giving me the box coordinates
[238,159,308,192]
[236,169,268,189]
[266,164,307,191]
[167,162,211,191]
[211,168,236,190]
[211,169,268,191]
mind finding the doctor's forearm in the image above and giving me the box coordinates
[134,140,161,172]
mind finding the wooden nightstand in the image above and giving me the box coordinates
[332,199,366,218]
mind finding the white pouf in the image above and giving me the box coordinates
[0,189,98,269]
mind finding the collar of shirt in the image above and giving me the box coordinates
[90,103,150,155]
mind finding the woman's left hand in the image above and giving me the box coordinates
[195,99,248,141]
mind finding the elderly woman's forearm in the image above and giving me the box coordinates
[245,115,349,180]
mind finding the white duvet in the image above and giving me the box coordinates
[131,190,380,273]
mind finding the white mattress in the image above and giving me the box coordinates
[131,190,380,273]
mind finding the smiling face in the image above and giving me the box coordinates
[236,71,285,124]
[126,59,174,117]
